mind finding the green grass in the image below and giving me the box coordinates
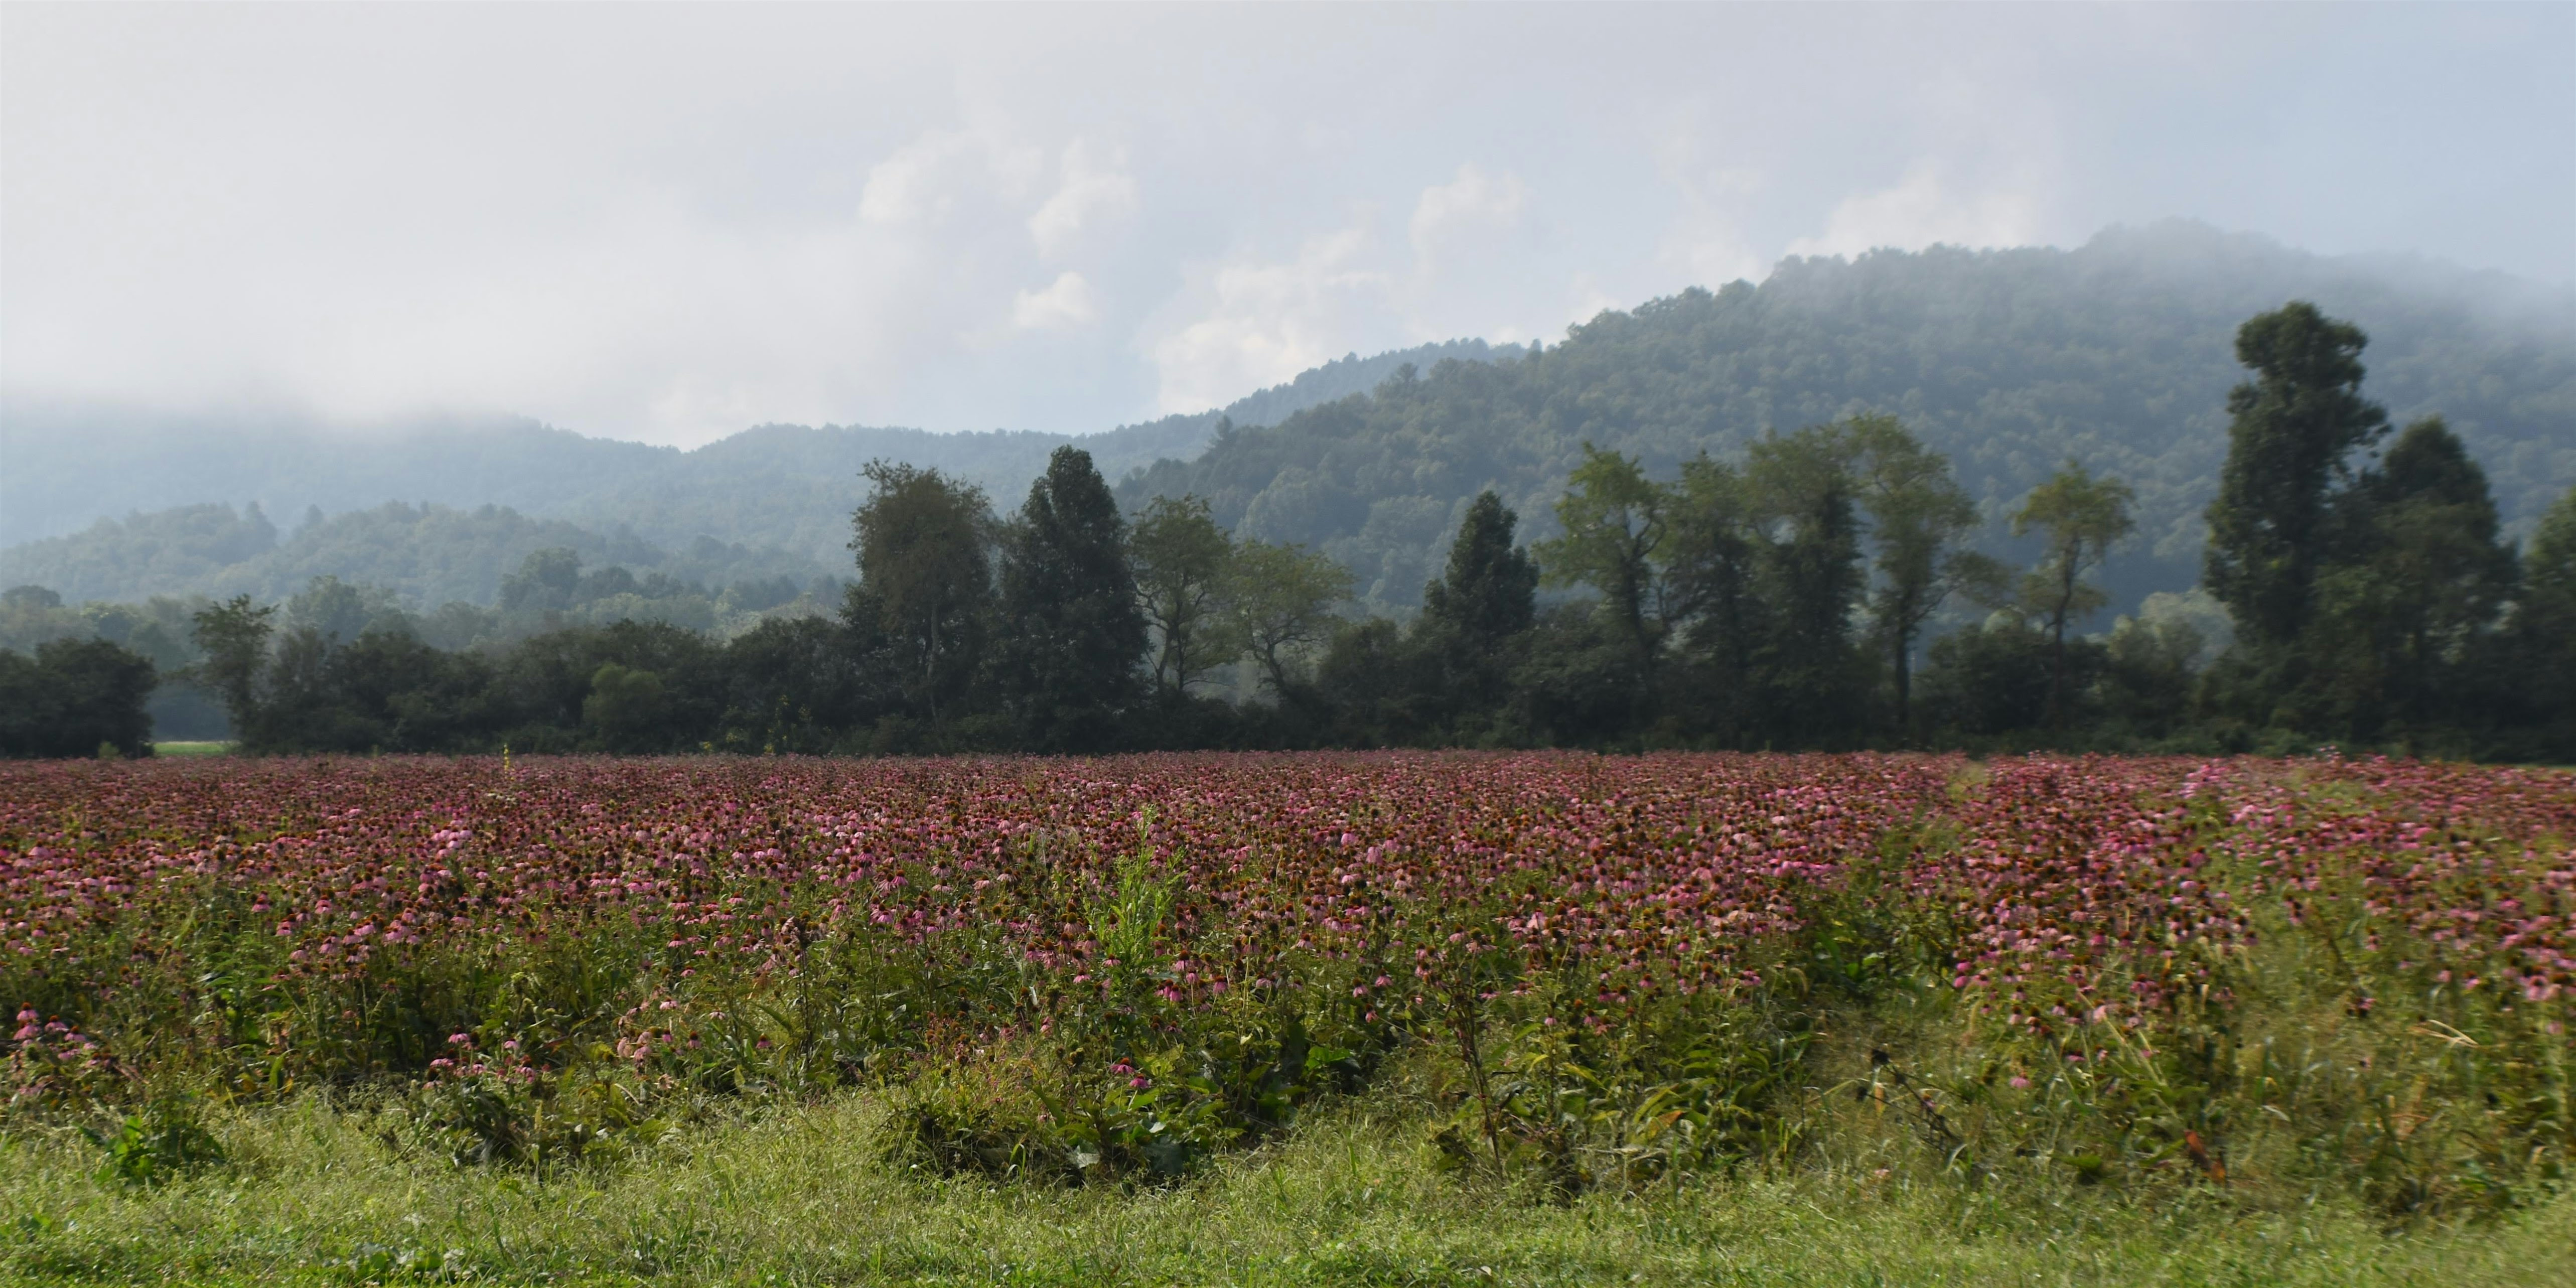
[2,1093,2568,1286]
[146,741,234,757]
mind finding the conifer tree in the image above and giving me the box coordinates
[1418,491,1538,731]
[997,447,1146,749]
[2311,417,2514,737]
[1422,491,1537,650]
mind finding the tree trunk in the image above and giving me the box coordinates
[2050,557,2075,734]
[1894,623,1914,738]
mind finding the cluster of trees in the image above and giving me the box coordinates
[112,451,1285,755]
[1319,423,2185,750]
[0,588,159,757]
[0,586,223,747]
[1289,300,2567,758]
[8,301,2573,761]
[2196,305,2576,757]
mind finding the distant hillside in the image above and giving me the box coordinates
[0,339,1524,568]
[10,224,2570,619]
[0,501,829,608]
[1119,222,2576,612]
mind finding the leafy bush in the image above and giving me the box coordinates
[84,1102,223,1187]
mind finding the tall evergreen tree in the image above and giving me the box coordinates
[996,447,1147,750]
[2311,417,2514,738]
[1422,492,1538,649]
[2203,302,2390,654]
[1417,491,1537,734]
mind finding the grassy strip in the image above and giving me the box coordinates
[1,1094,2569,1286]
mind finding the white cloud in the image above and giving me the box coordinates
[858,127,1045,228]
[1564,273,1626,329]
[1652,112,1771,287]
[1028,140,1138,258]
[1012,271,1101,330]
[1396,164,1570,350]
[1786,161,2044,259]
[1409,164,1525,272]
[3,5,2562,455]
[1660,167,1769,287]
[1147,164,1587,414]
[1149,226,1394,415]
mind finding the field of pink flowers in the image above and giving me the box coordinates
[3,751,2569,1207]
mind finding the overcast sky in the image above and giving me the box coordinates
[4,3,2570,448]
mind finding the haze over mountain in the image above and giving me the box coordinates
[7,224,2568,619]
[1,341,1519,600]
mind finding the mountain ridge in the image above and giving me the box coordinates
[0,338,1524,558]
[6,223,2569,616]
[1116,221,2574,613]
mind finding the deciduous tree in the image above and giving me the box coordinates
[1536,445,1672,682]
[850,461,994,724]
[2203,302,2389,653]
[190,594,276,738]
[1130,495,1237,698]
[1845,414,2004,736]
[1227,540,1352,697]
[2014,461,2135,731]
[1744,425,1868,744]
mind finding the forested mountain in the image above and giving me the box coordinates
[0,338,1522,561]
[8,224,2568,620]
[1120,222,2575,613]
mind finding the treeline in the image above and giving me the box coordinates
[10,302,2575,761]
[0,498,832,609]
